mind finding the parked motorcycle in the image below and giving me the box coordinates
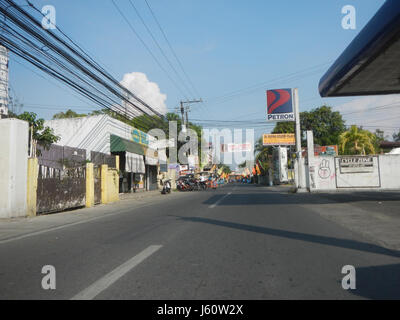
[161,179,171,194]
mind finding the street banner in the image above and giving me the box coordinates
[221,143,252,153]
[263,133,295,146]
[266,88,295,122]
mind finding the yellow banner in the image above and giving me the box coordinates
[263,133,295,146]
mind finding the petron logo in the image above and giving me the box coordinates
[266,88,295,122]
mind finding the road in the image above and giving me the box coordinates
[1,184,400,300]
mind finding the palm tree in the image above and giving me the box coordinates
[254,137,272,172]
[339,126,376,155]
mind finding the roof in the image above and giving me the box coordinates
[319,0,400,97]
[110,134,158,158]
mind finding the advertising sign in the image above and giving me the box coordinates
[339,156,375,173]
[132,128,149,146]
[266,88,295,122]
[263,133,295,146]
[221,143,252,153]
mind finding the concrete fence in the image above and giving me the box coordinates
[0,117,120,218]
[305,154,400,192]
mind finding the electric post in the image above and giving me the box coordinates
[293,88,305,191]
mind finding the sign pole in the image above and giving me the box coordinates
[293,88,304,190]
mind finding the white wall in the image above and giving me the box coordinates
[306,154,400,191]
[0,119,28,218]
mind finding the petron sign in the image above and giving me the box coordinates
[266,88,295,122]
[263,133,295,146]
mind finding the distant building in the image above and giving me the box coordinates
[45,114,166,192]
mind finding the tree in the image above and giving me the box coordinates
[272,105,346,146]
[373,129,385,153]
[393,130,400,142]
[52,109,87,119]
[339,125,376,155]
[14,112,60,156]
[254,137,272,172]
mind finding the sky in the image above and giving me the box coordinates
[7,0,400,141]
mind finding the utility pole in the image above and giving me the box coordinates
[179,99,202,133]
[293,88,305,191]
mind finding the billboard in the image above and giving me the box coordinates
[266,88,294,122]
[221,143,252,153]
[263,134,295,146]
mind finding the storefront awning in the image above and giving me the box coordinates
[110,134,147,155]
[319,0,400,97]
[126,152,145,173]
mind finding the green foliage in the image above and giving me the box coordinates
[217,164,232,174]
[271,105,346,146]
[14,112,60,156]
[339,125,376,155]
[393,130,400,142]
[52,109,87,119]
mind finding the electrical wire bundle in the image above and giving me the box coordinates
[0,0,162,120]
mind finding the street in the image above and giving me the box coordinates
[1,184,400,300]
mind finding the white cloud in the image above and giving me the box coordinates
[334,95,400,139]
[120,72,167,116]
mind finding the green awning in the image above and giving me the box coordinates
[110,134,147,155]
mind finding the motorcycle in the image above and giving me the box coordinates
[161,179,171,194]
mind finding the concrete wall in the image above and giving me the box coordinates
[100,165,119,204]
[0,119,29,218]
[306,154,400,192]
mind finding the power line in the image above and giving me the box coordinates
[128,0,195,99]
[111,0,189,101]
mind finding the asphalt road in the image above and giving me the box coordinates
[1,184,400,300]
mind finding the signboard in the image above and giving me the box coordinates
[266,88,295,122]
[132,128,149,146]
[221,143,252,153]
[302,145,339,157]
[339,156,375,173]
[263,134,295,146]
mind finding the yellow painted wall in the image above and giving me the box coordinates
[101,164,119,204]
[86,163,94,208]
[26,157,38,217]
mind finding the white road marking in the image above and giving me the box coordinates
[209,192,232,209]
[71,245,162,300]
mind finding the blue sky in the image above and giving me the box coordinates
[10,0,398,139]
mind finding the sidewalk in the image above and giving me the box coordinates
[0,188,186,244]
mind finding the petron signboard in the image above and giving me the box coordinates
[263,133,295,146]
[266,88,295,122]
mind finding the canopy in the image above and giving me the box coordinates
[319,0,400,97]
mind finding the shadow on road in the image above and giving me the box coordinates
[176,216,400,258]
[347,263,400,299]
[203,185,400,206]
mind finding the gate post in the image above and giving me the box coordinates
[27,157,39,217]
[101,164,108,204]
[0,119,29,218]
[86,162,94,208]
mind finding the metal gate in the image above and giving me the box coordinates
[37,167,86,214]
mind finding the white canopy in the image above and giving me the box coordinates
[126,152,145,173]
